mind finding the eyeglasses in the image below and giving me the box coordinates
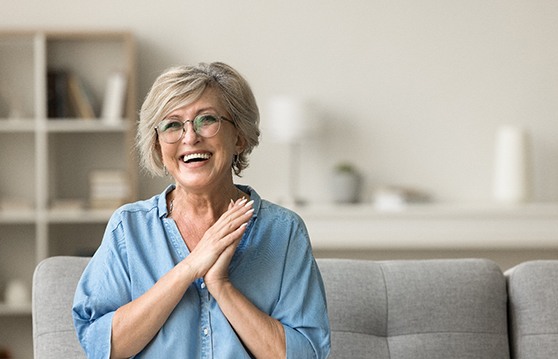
[155,114,235,144]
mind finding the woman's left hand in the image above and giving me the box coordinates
[204,198,252,293]
[202,198,286,358]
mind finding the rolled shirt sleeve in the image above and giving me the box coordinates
[275,224,331,358]
[72,214,131,359]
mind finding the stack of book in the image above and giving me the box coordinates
[0,197,34,212]
[89,170,130,209]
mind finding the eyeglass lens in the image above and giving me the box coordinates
[157,115,221,143]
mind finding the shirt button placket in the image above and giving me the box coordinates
[199,279,212,358]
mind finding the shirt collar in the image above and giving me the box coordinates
[157,184,261,219]
[236,184,261,219]
[158,184,176,219]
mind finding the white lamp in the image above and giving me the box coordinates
[266,96,317,206]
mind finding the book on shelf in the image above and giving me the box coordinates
[90,169,129,184]
[67,73,96,119]
[47,69,71,119]
[0,197,34,212]
[50,198,85,211]
[48,69,97,120]
[89,169,130,210]
[101,71,127,125]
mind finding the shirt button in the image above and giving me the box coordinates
[203,328,209,336]
[201,282,206,289]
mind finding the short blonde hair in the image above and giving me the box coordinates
[137,62,260,177]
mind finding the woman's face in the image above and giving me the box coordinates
[157,88,244,193]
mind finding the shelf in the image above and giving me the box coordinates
[0,303,32,316]
[0,208,116,224]
[46,119,130,132]
[295,202,558,219]
[0,119,35,132]
[0,209,35,224]
[295,202,558,250]
[47,208,114,223]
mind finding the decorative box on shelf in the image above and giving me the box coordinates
[0,302,32,316]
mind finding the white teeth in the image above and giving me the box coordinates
[183,153,211,162]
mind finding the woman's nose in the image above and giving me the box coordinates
[181,121,199,144]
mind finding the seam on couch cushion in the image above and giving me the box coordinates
[519,332,558,336]
[332,329,508,338]
[332,329,385,335]
[36,329,78,338]
[386,331,508,337]
[378,263,391,358]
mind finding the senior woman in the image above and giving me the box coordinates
[72,62,331,358]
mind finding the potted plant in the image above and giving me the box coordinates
[331,162,361,204]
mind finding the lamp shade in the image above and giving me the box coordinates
[266,96,317,143]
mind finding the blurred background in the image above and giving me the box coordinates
[2,2,558,357]
[3,0,558,205]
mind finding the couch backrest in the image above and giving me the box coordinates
[34,256,514,359]
[316,258,510,359]
[32,256,89,359]
[506,260,558,359]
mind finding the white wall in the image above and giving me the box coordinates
[2,0,558,204]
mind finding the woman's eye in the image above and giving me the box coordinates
[160,120,182,132]
[197,115,218,127]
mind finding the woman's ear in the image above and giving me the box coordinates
[154,140,164,166]
[155,140,162,156]
[235,133,247,154]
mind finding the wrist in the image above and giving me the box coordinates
[206,279,233,302]
[177,258,199,280]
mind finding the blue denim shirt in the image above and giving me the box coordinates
[72,185,331,358]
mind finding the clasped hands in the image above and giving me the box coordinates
[186,197,254,295]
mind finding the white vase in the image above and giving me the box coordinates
[331,172,361,204]
[493,126,531,203]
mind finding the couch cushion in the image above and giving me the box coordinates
[33,256,90,359]
[506,260,558,359]
[317,258,510,359]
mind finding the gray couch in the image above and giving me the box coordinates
[32,256,558,358]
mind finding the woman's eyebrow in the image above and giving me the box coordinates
[194,107,220,115]
[164,106,221,119]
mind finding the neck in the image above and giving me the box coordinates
[170,183,243,220]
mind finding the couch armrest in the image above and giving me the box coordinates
[33,256,90,359]
[506,260,558,359]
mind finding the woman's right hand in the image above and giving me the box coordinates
[185,197,253,279]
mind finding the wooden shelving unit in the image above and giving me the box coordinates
[0,30,137,359]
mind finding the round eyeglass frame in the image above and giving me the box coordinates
[155,114,235,144]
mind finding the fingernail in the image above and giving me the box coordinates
[244,200,254,207]
[245,208,255,215]
[237,197,248,205]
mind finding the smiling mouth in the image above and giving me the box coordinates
[182,153,212,164]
